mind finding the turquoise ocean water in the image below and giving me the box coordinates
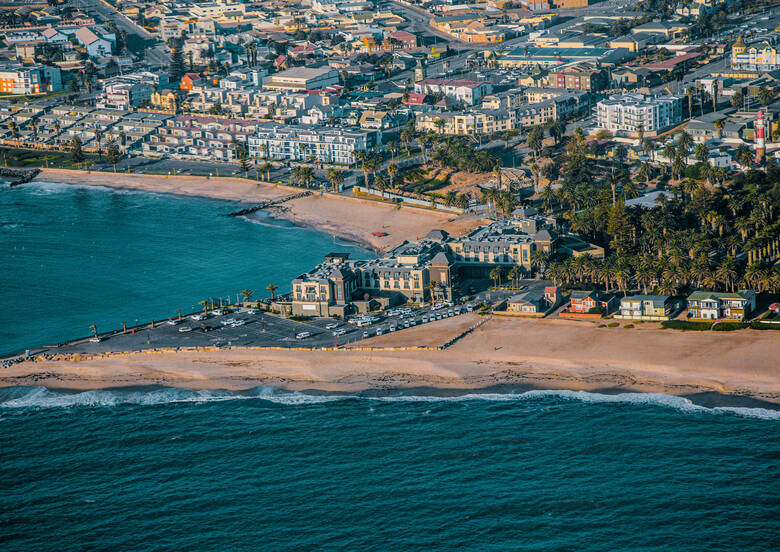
[1,182,778,550]
[0,181,370,356]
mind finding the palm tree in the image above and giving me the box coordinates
[694,143,709,163]
[374,173,389,198]
[89,324,98,338]
[266,284,278,300]
[489,266,503,288]
[241,289,253,304]
[508,265,521,289]
[387,163,398,192]
[259,162,272,181]
[714,118,725,139]
[715,258,738,292]
[637,161,653,184]
[325,168,344,191]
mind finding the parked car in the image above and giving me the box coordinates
[296,331,311,339]
[178,326,193,333]
[326,322,340,330]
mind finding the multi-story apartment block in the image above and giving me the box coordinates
[543,61,608,91]
[686,290,756,321]
[414,78,493,106]
[97,74,156,110]
[597,93,682,134]
[0,63,61,94]
[248,125,371,165]
[731,36,778,72]
[144,115,263,161]
[415,109,516,135]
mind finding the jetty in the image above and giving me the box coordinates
[225,191,312,217]
[2,168,40,186]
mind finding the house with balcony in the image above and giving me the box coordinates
[616,295,673,320]
[686,290,756,321]
[566,289,616,315]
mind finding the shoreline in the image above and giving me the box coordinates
[3,317,779,406]
[29,169,486,252]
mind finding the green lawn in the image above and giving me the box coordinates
[0,147,99,169]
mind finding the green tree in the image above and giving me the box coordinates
[70,136,85,164]
[104,138,121,170]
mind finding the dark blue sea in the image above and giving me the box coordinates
[1,387,778,550]
[0,181,370,356]
[1,182,778,550]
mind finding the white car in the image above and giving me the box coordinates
[178,326,193,333]
[191,314,205,321]
[166,319,180,325]
[89,337,102,343]
[230,320,245,327]
[296,331,311,339]
[221,318,237,326]
[212,309,227,315]
[332,329,347,337]
[326,322,340,330]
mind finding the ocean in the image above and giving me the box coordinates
[1,387,778,551]
[0,181,371,356]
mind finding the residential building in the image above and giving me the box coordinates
[731,36,779,72]
[543,61,608,92]
[262,66,340,91]
[248,124,371,165]
[97,74,155,110]
[617,295,673,320]
[686,290,756,321]
[143,115,263,161]
[506,286,559,316]
[498,46,630,68]
[74,26,114,57]
[596,93,682,135]
[567,289,616,314]
[0,63,61,94]
[180,73,203,91]
[413,78,493,106]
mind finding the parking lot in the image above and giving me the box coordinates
[44,279,552,356]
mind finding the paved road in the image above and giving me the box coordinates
[79,0,171,66]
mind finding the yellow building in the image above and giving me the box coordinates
[731,36,779,71]
[151,90,179,112]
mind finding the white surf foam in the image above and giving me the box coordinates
[1,386,778,419]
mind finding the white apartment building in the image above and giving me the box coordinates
[413,78,493,106]
[596,93,682,134]
[248,125,370,165]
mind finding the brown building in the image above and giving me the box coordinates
[544,61,608,91]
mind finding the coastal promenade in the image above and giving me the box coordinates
[34,169,485,252]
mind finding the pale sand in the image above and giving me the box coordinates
[4,317,779,404]
[33,169,484,251]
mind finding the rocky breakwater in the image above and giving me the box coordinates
[1,167,40,186]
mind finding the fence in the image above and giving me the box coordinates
[354,186,470,213]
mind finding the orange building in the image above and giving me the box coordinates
[180,72,203,90]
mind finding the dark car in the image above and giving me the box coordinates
[201,324,216,332]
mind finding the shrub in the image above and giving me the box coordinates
[587,306,604,315]
[607,322,620,328]
[623,324,635,329]
[750,321,780,330]
[598,324,607,328]
[712,322,749,331]
[661,320,712,331]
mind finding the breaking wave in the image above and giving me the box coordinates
[1,386,778,419]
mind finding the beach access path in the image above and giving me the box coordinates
[33,169,486,252]
[5,316,779,405]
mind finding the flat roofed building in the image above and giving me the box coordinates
[597,93,682,134]
[263,66,340,91]
[248,124,370,165]
[0,63,61,94]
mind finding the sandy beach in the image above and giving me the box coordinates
[4,316,779,405]
[33,169,484,251]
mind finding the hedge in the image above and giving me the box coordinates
[712,322,749,331]
[661,320,713,331]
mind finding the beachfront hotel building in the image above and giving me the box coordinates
[731,36,779,72]
[247,125,371,165]
[596,93,682,134]
[686,290,756,321]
